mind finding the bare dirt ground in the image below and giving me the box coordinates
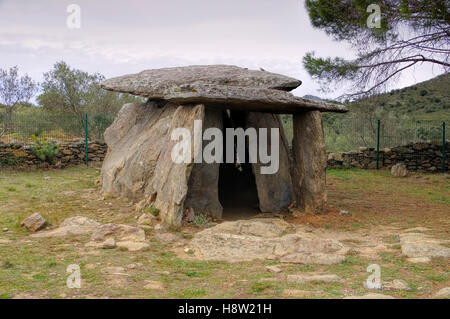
[0,166,448,299]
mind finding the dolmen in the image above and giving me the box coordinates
[100,65,347,228]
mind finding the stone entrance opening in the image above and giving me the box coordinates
[218,110,260,219]
[218,161,260,220]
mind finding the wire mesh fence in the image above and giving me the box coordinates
[324,117,449,152]
[0,111,115,143]
[0,110,448,171]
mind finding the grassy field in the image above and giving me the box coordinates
[0,166,448,299]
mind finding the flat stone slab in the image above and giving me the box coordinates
[400,232,450,258]
[102,64,301,93]
[101,65,347,114]
[190,219,348,263]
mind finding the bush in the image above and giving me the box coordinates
[145,205,160,217]
[192,214,211,227]
[30,136,59,163]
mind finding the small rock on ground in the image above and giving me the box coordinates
[282,289,321,298]
[144,280,164,290]
[383,279,410,291]
[434,287,450,299]
[406,257,431,263]
[287,274,342,284]
[155,232,180,244]
[21,213,47,232]
[265,265,282,273]
[116,241,149,251]
[344,293,395,299]
[30,216,100,238]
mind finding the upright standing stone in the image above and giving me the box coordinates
[246,112,293,212]
[151,104,205,227]
[292,111,327,213]
[184,108,224,219]
[101,101,178,200]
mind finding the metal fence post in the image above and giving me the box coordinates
[85,113,88,166]
[443,121,446,173]
[376,119,380,170]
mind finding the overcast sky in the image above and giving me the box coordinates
[0,0,444,100]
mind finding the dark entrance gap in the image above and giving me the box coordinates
[218,110,260,220]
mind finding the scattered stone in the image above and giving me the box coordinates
[144,280,164,290]
[101,266,127,276]
[400,232,450,258]
[183,207,195,223]
[383,279,410,291]
[406,257,431,263]
[102,238,116,249]
[282,289,321,298]
[280,253,346,265]
[391,163,408,177]
[21,213,47,232]
[344,293,395,299]
[85,264,97,270]
[191,219,348,263]
[126,263,137,269]
[339,210,351,216]
[137,213,154,226]
[403,227,430,233]
[2,228,8,232]
[0,239,12,244]
[184,247,194,254]
[44,176,51,180]
[434,287,450,299]
[31,216,100,238]
[91,224,146,242]
[155,232,180,244]
[287,274,342,284]
[265,265,282,273]
[116,241,149,251]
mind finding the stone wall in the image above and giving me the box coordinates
[0,140,107,170]
[327,142,449,172]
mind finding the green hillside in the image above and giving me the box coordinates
[344,72,450,121]
[282,73,450,152]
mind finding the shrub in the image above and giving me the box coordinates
[192,214,210,227]
[145,204,160,217]
[30,136,59,163]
